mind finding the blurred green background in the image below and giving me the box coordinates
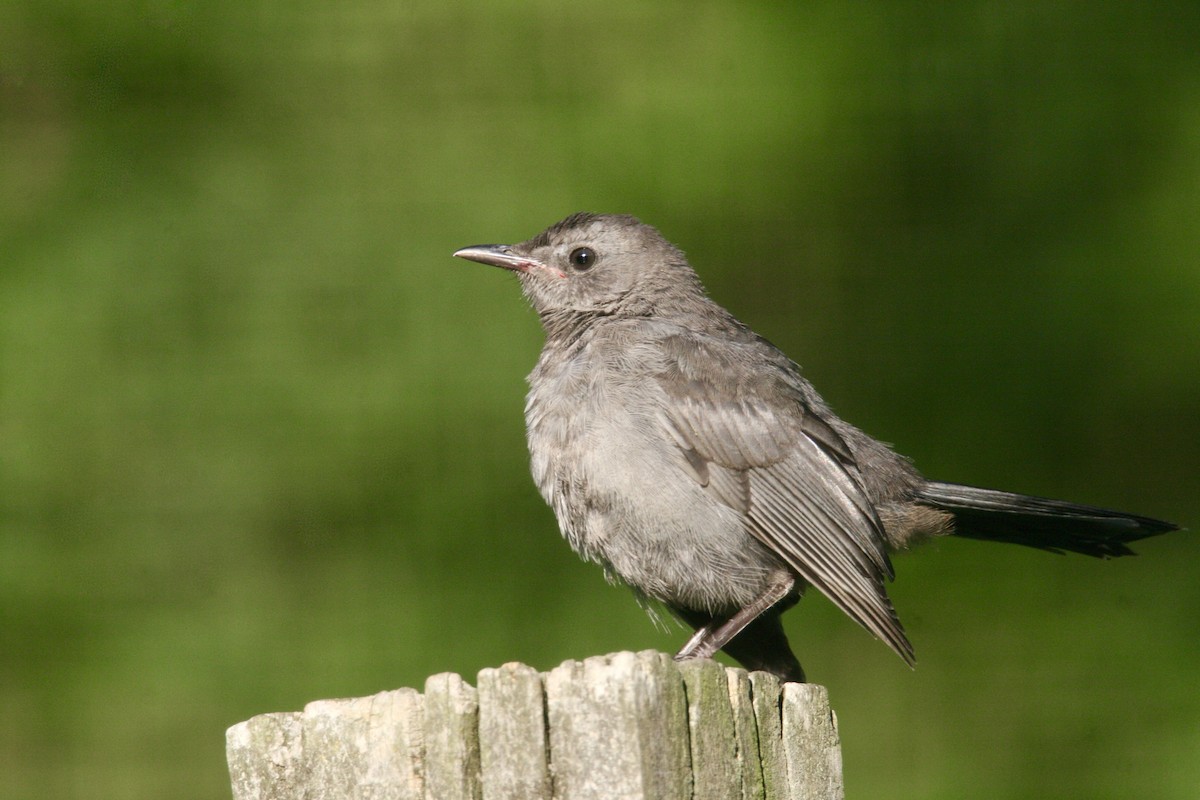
[2,1,1197,798]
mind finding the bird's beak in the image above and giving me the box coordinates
[454,244,567,278]
[453,244,542,274]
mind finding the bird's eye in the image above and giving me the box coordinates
[568,247,596,271]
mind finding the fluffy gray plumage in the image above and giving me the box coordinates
[454,212,1176,681]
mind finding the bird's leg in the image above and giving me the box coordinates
[674,572,796,661]
[676,622,717,660]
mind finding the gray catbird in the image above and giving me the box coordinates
[454,212,1178,682]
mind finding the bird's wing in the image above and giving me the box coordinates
[654,333,913,664]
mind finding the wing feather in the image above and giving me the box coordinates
[655,334,913,663]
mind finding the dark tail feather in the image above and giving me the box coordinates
[915,481,1179,558]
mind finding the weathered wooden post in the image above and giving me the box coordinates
[226,650,844,800]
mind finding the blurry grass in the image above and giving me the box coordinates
[2,1,1198,798]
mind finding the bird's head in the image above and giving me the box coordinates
[454,213,705,322]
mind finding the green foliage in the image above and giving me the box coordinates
[2,2,1197,798]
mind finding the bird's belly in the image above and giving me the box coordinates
[528,407,782,613]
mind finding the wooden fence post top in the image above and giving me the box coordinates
[226,651,843,800]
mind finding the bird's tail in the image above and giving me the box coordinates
[914,481,1179,558]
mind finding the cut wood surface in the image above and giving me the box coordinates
[226,650,844,800]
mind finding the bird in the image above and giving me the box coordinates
[453,212,1178,682]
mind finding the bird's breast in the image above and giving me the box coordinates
[523,344,783,612]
